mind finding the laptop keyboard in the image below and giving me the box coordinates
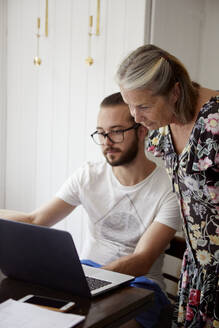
[86,276,112,291]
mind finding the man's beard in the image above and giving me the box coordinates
[103,137,139,167]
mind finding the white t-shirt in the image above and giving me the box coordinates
[56,160,181,290]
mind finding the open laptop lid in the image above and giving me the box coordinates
[0,219,134,297]
[0,219,91,298]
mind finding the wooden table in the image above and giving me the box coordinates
[0,270,154,327]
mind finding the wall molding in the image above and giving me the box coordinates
[144,0,152,44]
[0,0,7,207]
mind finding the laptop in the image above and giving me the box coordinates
[0,219,134,298]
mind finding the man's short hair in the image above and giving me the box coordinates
[100,92,135,124]
[100,92,125,107]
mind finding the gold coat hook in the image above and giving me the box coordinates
[96,0,100,36]
[37,17,40,30]
[85,15,94,66]
[33,17,42,66]
[85,0,100,66]
[33,0,48,66]
[45,0,48,37]
[89,15,93,31]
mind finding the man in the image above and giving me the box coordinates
[0,92,181,327]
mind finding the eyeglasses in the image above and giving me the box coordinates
[91,123,140,145]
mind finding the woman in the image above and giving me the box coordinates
[116,44,219,328]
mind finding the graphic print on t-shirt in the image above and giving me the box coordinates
[94,194,145,249]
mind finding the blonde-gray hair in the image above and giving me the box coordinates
[116,44,199,124]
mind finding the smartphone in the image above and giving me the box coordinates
[19,294,75,312]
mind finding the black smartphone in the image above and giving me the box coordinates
[19,294,75,312]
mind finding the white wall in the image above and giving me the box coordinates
[149,0,219,89]
[199,0,219,89]
[150,0,205,82]
[5,0,146,251]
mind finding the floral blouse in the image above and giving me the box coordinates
[147,96,219,327]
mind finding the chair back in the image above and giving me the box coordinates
[163,236,186,301]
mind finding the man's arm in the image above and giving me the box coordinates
[102,221,176,277]
[0,197,76,226]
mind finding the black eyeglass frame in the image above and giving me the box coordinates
[91,123,141,145]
